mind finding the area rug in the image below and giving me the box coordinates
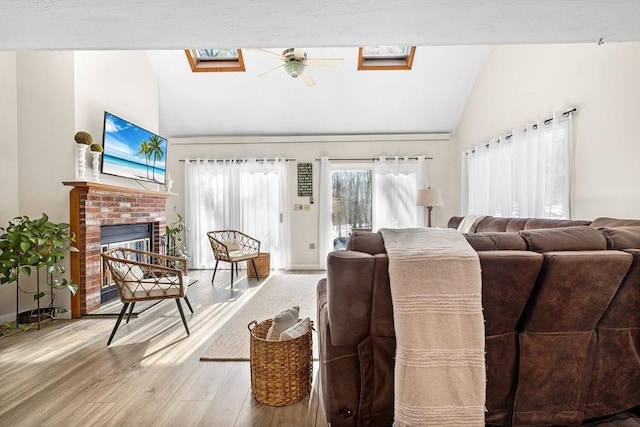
[200,273,324,361]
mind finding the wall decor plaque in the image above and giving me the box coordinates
[297,163,312,197]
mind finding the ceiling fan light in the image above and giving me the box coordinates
[285,61,305,78]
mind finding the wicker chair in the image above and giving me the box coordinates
[101,248,194,346]
[206,230,261,289]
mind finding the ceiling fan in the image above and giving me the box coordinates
[252,48,343,86]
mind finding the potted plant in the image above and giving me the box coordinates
[0,213,78,332]
[164,212,189,259]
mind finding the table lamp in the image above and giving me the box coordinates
[416,188,443,227]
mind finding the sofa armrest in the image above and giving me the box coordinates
[326,250,378,346]
[345,231,386,255]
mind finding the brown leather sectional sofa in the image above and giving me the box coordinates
[317,217,640,426]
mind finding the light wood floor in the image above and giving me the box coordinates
[2,269,638,427]
[0,269,324,427]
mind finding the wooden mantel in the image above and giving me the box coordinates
[63,181,173,318]
[62,181,174,197]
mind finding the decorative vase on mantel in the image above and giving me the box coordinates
[74,131,93,181]
[76,144,88,181]
[90,143,103,182]
[165,172,174,193]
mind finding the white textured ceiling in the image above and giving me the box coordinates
[146,46,489,136]
[2,0,640,49]
[3,0,639,137]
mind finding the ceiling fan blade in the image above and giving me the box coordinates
[249,48,286,61]
[301,69,316,87]
[305,58,344,68]
[258,63,286,78]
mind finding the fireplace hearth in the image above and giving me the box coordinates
[63,181,172,317]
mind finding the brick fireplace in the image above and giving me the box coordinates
[64,182,171,317]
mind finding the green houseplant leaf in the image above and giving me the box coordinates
[0,213,79,326]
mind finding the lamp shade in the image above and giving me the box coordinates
[416,188,443,207]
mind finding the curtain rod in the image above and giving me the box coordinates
[179,158,296,163]
[314,156,433,161]
[466,108,576,154]
[501,108,576,141]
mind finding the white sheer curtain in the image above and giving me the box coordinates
[318,157,332,270]
[463,111,572,218]
[185,158,289,269]
[466,138,511,217]
[372,156,425,230]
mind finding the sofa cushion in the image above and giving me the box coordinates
[521,250,632,331]
[598,249,640,328]
[519,226,607,252]
[590,217,640,228]
[475,217,511,232]
[327,250,376,345]
[223,239,242,251]
[599,226,640,250]
[447,216,464,229]
[524,218,591,229]
[120,276,183,300]
[478,250,543,334]
[506,218,530,232]
[464,232,527,251]
[110,263,144,282]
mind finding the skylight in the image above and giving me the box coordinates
[358,46,416,70]
[195,49,239,60]
[184,49,245,72]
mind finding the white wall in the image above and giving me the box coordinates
[455,42,640,219]
[0,52,20,320]
[0,50,160,322]
[3,51,77,320]
[166,136,458,269]
[74,51,161,190]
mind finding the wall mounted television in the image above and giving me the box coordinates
[101,111,167,185]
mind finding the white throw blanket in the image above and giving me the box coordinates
[457,215,487,233]
[380,228,485,426]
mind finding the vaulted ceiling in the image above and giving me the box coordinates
[2,1,639,138]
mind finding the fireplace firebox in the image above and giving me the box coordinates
[100,223,153,303]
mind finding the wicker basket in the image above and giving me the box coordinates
[248,252,270,278]
[248,318,312,406]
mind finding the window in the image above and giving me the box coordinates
[184,49,245,72]
[357,46,416,70]
[462,111,573,218]
[331,168,373,249]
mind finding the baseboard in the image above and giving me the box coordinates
[288,265,323,271]
[0,310,71,324]
[0,313,15,324]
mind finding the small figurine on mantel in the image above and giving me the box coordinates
[165,173,174,193]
